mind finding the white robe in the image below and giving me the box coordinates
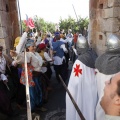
[66,60,97,120]
[95,69,114,120]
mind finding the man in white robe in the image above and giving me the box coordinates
[95,34,120,120]
[66,35,98,120]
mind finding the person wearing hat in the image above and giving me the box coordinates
[38,43,53,102]
[95,34,120,120]
[11,40,45,112]
[39,43,53,78]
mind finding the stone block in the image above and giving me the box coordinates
[9,0,17,12]
[113,7,120,18]
[102,7,120,18]
[0,0,3,10]
[90,9,97,19]
[102,8,114,18]
[0,39,5,50]
[0,11,6,27]
[108,0,114,7]
[2,0,6,11]
[3,27,8,38]
[0,14,1,27]
[102,18,120,32]
[0,27,8,39]
[114,0,120,7]
[95,32,107,55]
[96,32,107,46]
[98,0,108,9]
[0,27,4,38]
[96,9,103,18]
[108,0,120,7]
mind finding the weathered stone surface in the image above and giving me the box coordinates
[96,32,107,47]
[108,0,120,7]
[0,0,3,10]
[0,26,4,38]
[113,7,120,18]
[90,9,96,19]
[102,8,114,18]
[102,18,120,32]
[114,0,120,7]
[102,7,120,18]
[98,0,108,9]
[108,0,114,7]
[1,11,8,27]
[0,39,5,49]
[0,0,20,51]
[2,0,7,11]
[96,32,107,55]
[89,0,120,56]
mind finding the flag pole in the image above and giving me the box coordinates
[24,49,32,120]
[17,0,22,35]
[59,75,85,120]
[72,4,82,33]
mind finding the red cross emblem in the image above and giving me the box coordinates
[74,64,82,77]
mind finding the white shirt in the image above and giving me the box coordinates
[0,55,6,74]
[44,52,52,61]
[35,37,41,46]
[0,55,8,81]
[34,52,43,66]
[15,52,43,72]
[0,74,7,81]
[16,32,28,54]
[48,37,53,49]
[60,38,69,43]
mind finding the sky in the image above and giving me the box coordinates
[19,0,89,23]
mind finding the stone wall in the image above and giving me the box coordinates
[89,0,120,55]
[0,0,20,54]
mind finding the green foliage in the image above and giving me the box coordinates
[21,15,89,35]
[59,16,89,34]
[34,16,55,33]
[21,20,26,32]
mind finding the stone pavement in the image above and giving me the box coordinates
[0,62,73,120]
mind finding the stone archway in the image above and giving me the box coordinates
[89,0,120,55]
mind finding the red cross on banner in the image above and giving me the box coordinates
[74,64,82,77]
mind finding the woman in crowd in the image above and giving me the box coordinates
[11,39,44,112]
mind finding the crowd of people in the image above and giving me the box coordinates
[0,27,79,118]
[0,26,120,120]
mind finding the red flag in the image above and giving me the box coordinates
[28,18,35,29]
[24,16,35,29]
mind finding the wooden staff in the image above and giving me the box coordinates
[24,49,32,120]
[59,75,85,120]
